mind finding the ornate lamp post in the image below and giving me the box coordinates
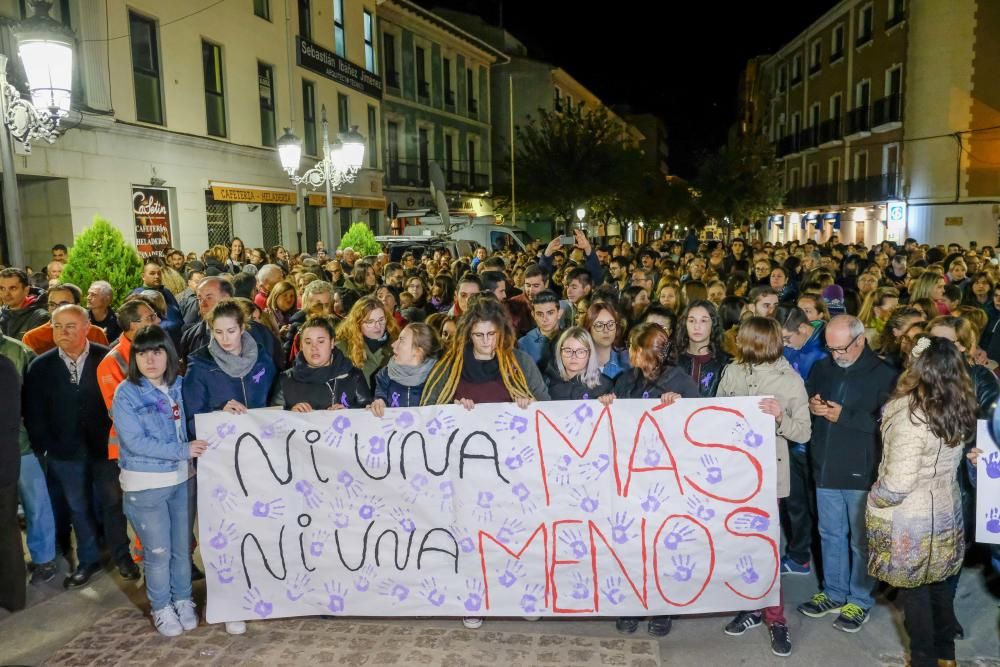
[277,105,365,251]
[0,0,76,267]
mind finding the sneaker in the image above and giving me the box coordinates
[832,604,869,633]
[29,560,58,585]
[797,592,844,618]
[462,617,483,629]
[647,616,672,637]
[522,616,540,621]
[768,622,792,657]
[615,617,640,634]
[152,606,184,637]
[225,621,247,635]
[780,556,810,576]
[724,610,762,636]
[173,599,198,631]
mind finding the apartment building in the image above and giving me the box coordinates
[0,0,384,268]
[377,0,503,218]
[752,0,1000,246]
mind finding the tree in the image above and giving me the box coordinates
[60,216,143,308]
[509,105,644,226]
[339,222,380,256]
[694,134,784,230]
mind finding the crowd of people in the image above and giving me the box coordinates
[0,230,997,665]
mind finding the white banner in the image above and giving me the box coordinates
[976,420,1000,544]
[195,398,779,623]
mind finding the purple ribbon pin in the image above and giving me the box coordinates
[390,392,400,408]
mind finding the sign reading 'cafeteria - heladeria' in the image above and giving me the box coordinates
[297,36,383,100]
[196,398,780,623]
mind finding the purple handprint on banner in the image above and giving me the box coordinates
[336,469,364,499]
[209,553,238,585]
[449,524,477,554]
[473,491,495,522]
[984,452,1000,479]
[549,454,574,486]
[661,523,694,551]
[210,485,239,513]
[438,481,455,512]
[563,402,594,437]
[511,482,538,515]
[578,454,611,482]
[420,577,447,606]
[353,564,377,592]
[494,411,530,440]
[390,506,416,533]
[403,473,430,505]
[519,583,545,614]
[379,578,410,602]
[363,435,388,471]
[324,581,348,613]
[570,487,599,513]
[601,576,626,605]
[686,494,715,521]
[260,418,288,439]
[608,512,638,545]
[242,587,273,618]
[504,445,535,471]
[671,555,696,582]
[394,410,415,429]
[208,519,238,550]
[700,455,723,484]
[570,571,591,600]
[462,578,484,612]
[641,483,670,512]
[498,559,525,588]
[357,495,385,521]
[558,528,589,559]
[732,513,770,532]
[309,529,332,557]
[295,480,325,509]
[323,415,352,448]
[426,410,456,436]
[496,518,525,545]
[251,498,286,520]
[986,508,1000,534]
[328,496,353,529]
[737,555,759,584]
[732,421,763,449]
[286,572,314,602]
[643,444,662,467]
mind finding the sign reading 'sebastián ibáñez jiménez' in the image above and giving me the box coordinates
[297,36,383,100]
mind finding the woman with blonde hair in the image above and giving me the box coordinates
[264,281,298,338]
[546,326,614,400]
[655,278,685,312]
[910,271,949,316]
[876,306,926,369]
[857,287,900,348]
[335,295,399,389]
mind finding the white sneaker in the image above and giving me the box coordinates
[462,617,483,629]
[173,599,198,631]
[522,616,541,621]
[152,606,184,637]
[225,621,247,635]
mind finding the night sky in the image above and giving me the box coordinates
[417,0,833,178]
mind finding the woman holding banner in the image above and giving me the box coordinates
[715,316,811,657]
[545,327,613,400]
[112,326,209,637]
[336,296,399,390]
[420,293,549,629]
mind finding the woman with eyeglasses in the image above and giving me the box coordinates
[545,327,614,400]
[335,296,399,389]
[583,301,631,380]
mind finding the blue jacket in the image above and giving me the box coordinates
[784,322,828,381]
[131,285,183,344]
[599,347,631,380]
[182,342,277,438]
[373,367,427,409]
[112,376,190,473]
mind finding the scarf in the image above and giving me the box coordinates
[365,332,389,353]
[209,332,259,378]
[460,344,500,383]
[387,357,437,387]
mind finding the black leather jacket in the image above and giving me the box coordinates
[545,366,614,401]
[274,350,372,410]
[676,351,729,398]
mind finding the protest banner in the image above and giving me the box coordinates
[976,420,1000,545]
[196,397,779,623]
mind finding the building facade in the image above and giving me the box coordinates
[751,0,1000,247]
[376,0,501,220]
[0,0,385,268]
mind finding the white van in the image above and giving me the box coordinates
[392,210,533,254]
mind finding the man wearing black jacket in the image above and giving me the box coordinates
[796,315,898,633]
[0,355,24,611]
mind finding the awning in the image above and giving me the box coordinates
[209,181,296,205]
[307,193,386,210]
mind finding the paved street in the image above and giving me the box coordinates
[1,552,997,666]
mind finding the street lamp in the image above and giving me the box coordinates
[278,105,365,251]
[0,0,76,268]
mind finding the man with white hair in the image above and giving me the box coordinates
[796,315,898,633]
[252,264,285,311]
[341,247,357,273]
[86,281,121,343]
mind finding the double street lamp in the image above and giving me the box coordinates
[1,0,76,268]
[277,105,365,252]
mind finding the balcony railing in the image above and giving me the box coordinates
[830,48,844,63]
[808,62,822,76]
[386,71,400,89]
[785,182,843,209]
[872,93,902,127]
[819,117,844,144]
[798,126,820,151]
[855,29,873,47]
[386,160,428,188]
[785,175,899,208]
[846,105,871,135]
[845,174,900,203]
[776,134,800,158]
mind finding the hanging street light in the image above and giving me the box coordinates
[277,105,365,251]
[0,0,77,268]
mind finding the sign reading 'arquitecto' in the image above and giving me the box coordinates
[297,37,383,100]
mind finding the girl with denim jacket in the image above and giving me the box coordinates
[112,326,209,637]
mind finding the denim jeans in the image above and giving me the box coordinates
[123,479,194,611]
[17,453,55,564]
[816,488,875,609]
[46,458,100,567]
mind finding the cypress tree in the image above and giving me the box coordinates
[339,222,381,256]
[60,216,144,308]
